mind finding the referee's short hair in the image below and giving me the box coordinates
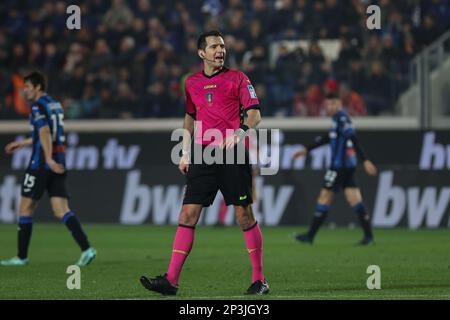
[197,30,223,50]
[24,71,46,91]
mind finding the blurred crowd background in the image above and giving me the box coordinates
[0,0,449,119]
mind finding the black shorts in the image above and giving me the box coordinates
[21,169,70,200]
[182,147,253,207]
[322,168,357,193]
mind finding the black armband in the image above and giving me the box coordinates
[240,124,249,132]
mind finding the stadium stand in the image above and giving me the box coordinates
[0,0,449,119]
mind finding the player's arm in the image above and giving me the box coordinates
[179,113,194,174]
[182,113,195,151]
[292,133,330,159]
[179,81,196,174]
[350,135,377,176]
[5,137,32,154]
[39,126,65,174]
[342,116,376,176]
[223,73,261,149]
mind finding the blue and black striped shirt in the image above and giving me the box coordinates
[306,110,367,170]
[29,95,66,170]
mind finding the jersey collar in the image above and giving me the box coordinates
[202,67,228,79]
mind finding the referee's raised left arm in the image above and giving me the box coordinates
[223,108,261,150]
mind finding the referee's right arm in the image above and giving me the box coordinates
[180,81,196,174]
[182,113,195,153]
[179,113,195,174]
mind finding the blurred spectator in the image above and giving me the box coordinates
[103,0,134,30]
[116,36,136,68]
[339,82,367,116]
[10,44,27,71]
[250,0,272,34]
[363,61,392,115]
[363,35,383,67]
[63,43,85,75]
[135,0,154,21]
[323,0,344,39]
[347,59,367,94]
[89,39,114,72]
[334,37,361,79]
[414,14,443,49]
[142,81,173,117]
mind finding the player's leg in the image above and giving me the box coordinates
[297,168,340,244]
[219,147,268,294]
[50,196,96,265]
[1,197,38,266]
[235,204,269,295]
[17,198,37,261]
[1,169,46,266]
[296,188,334,244]
[167,165,215,285]
[344,187,374,245]
[48,171,96,265]
[140,203,203,295]
[140,161,216,295]
[166,204,203,284]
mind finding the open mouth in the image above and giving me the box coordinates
[215,56,224,62]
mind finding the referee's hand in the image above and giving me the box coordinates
[221,134,239,150]
[179,154,190,175]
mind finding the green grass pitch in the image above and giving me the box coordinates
[0,224,449,300]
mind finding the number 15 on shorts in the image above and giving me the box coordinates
[23,173,36,192]
[324,170,337,188]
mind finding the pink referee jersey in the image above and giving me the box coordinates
[185,67,260,146]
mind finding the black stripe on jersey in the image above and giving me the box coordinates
[244,104,260,113]
[35,101,50,125]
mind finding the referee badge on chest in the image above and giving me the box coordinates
[206,92,213,106]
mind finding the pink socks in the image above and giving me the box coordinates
[243,222,265,283]
[166,222,265,286]
[166,225,195,286]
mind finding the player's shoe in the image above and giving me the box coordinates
[246,279,269,295]
[0,256,28,266]
[295,233,313,244]
[140,274,178,296]
[76,247,97,266]
[356,237,374,246]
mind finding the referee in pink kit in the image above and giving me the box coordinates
[140,30,268,296]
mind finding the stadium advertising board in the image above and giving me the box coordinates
[0,130,449,228]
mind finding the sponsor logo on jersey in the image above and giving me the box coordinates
[247,85,257,99]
